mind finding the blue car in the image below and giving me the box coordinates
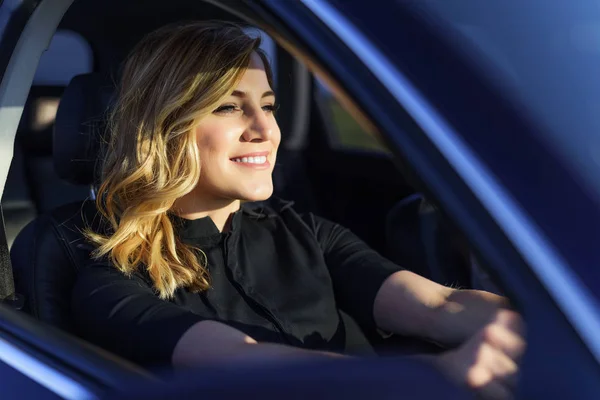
[0,0,599,398]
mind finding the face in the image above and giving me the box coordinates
[192,52,281,203]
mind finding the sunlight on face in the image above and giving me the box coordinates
[193,52,281,203]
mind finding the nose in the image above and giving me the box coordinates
[242,108,273,143]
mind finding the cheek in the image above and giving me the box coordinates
[195,125,237,162]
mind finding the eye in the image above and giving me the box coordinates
[213,104,240,114]
[262,103,279,114]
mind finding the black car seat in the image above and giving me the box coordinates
[10,73,113,332]
[1,86,90,247]
[19,86,92,212]
[384,194,470,287]
[385,194,503,294]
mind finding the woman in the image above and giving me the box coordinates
[73,21,524,399]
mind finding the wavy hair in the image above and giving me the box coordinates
[85,21,273,299]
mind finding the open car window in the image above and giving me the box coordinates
[314,79,389,154]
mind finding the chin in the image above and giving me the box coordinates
[238,184,274,202]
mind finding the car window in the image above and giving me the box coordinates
[315,79,389,153]
[243,27,277,84]
[33,30,93,85]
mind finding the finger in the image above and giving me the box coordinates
[483,323,526,362]
[494,310,525,337]
[476,380,514,400]
[468,343,518,389]
[466,363,494,388]
[465,352,517,394]
[481,343,519,388]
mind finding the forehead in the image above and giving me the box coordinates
[235,52,272,92]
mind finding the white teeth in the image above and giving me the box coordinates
[232,156,267,164]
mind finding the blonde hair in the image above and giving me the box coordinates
[85,21,273,299]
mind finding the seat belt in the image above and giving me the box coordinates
[0,204,23,309]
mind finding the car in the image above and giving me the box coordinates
[0,0,599,398]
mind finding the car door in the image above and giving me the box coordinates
[1,0,599,399]
[256,0,600,398]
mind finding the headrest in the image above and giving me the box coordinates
[53,73,114,185]
[17,86,63,157]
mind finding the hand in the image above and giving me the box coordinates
[436,309,526,400]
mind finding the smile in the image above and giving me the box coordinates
[229,151,271,170]
[231,156,267,164]
[229,152,271,170]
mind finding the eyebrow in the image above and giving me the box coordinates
[231,90,276,99]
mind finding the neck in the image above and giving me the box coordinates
[172,193,241,232]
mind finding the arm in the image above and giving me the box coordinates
[303,214,522,398]
[72,262,342,367]
[72,263,203,365]
[373,270,510,347]
[172,320,344,368]
[304,213,509,347]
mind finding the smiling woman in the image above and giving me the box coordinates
[85,21,277,298]
[71,20,523,400]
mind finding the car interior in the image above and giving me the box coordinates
[0,0,500,375]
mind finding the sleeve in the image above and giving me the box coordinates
[302,214,404,331]
[71,262,204,366]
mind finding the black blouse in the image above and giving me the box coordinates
[71,198,403,366]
